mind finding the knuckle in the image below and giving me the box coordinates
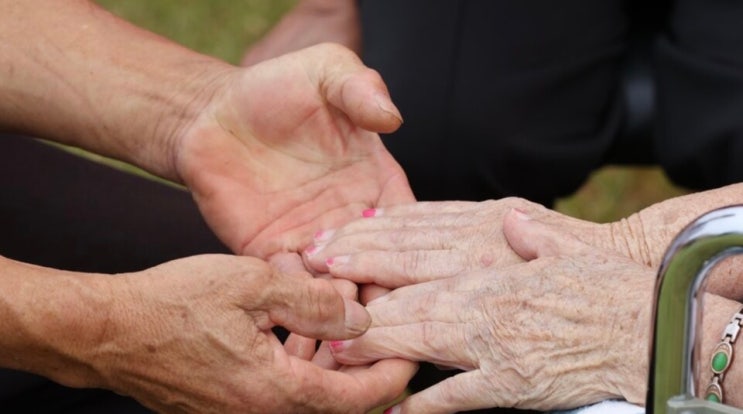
[400,250,423,280]
[304,280,339,320]
[420,321,446,354]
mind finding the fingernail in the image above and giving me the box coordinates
[512,208,531,221]
[304,243,325,257]
[384,405,401,414]
[329,339,351,353]
[314,229,335,243]
[326,255,349,268]
[343,299,371,335]
[375,93,403,124]
[362,208,380,218]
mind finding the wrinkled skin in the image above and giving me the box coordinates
[84,254,416,414]
[305,198,605,285]
[174,43,415,258]
[326,210,655,413]
[305,189,743,301]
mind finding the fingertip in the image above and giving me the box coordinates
[384,404,401,414]
[342,298,371,337]
[374,92,404,131]
[339,72,403,134]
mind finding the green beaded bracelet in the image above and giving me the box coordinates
[705,306,743,404]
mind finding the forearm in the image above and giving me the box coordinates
[0,255,112,388]
[0,0,233,180]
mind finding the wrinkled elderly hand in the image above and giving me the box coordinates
[304,198,604,286]
[328,210,655,413]
[83,254,415,414]
[175,43,414,258]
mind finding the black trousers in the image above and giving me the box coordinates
[362,0,743,205]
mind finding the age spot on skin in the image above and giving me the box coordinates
[480,252,494,267]
[146,345,156,353]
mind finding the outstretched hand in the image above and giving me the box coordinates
[174,43,414,257]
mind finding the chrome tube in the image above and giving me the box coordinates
[648,205,743,413]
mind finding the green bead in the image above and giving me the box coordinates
[706,393,721,403]
[712,351,729,372]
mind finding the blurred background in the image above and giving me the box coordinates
[92,0,690,222]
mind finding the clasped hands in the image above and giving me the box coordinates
[170,43,661,413]
[294,200,657,413]
[110,41,665,413]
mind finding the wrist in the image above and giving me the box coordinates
[0,257,116,389]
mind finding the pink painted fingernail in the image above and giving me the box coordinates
[314,229,336,243]
[329,340,350,353]
[384,405,401,414]
[305,244,325,257]
[362,208,377,218]
[326,255,349,268]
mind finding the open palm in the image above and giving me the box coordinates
[174,44,414,257]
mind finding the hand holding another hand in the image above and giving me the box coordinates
[326,210,655,413]
[86,254,414,414]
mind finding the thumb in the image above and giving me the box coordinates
[309,43,403,133]
[264,272,371,340]
[503,208,590,260]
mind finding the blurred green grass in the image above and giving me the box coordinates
[95,0,297,64]
[91,0,689,221]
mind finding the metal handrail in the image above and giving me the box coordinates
[648,205,743,414]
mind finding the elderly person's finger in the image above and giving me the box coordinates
[284,334,317,360]
[330,322,474,370]
[367,290,475,327]
[503,208,593,260]
[367,270,498,305]
[390,370,498,414]
[311,340,339,369]
[359,283,391,305]
[305,198,548,275]
[325,250,473,288]
[289,356,417,412]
